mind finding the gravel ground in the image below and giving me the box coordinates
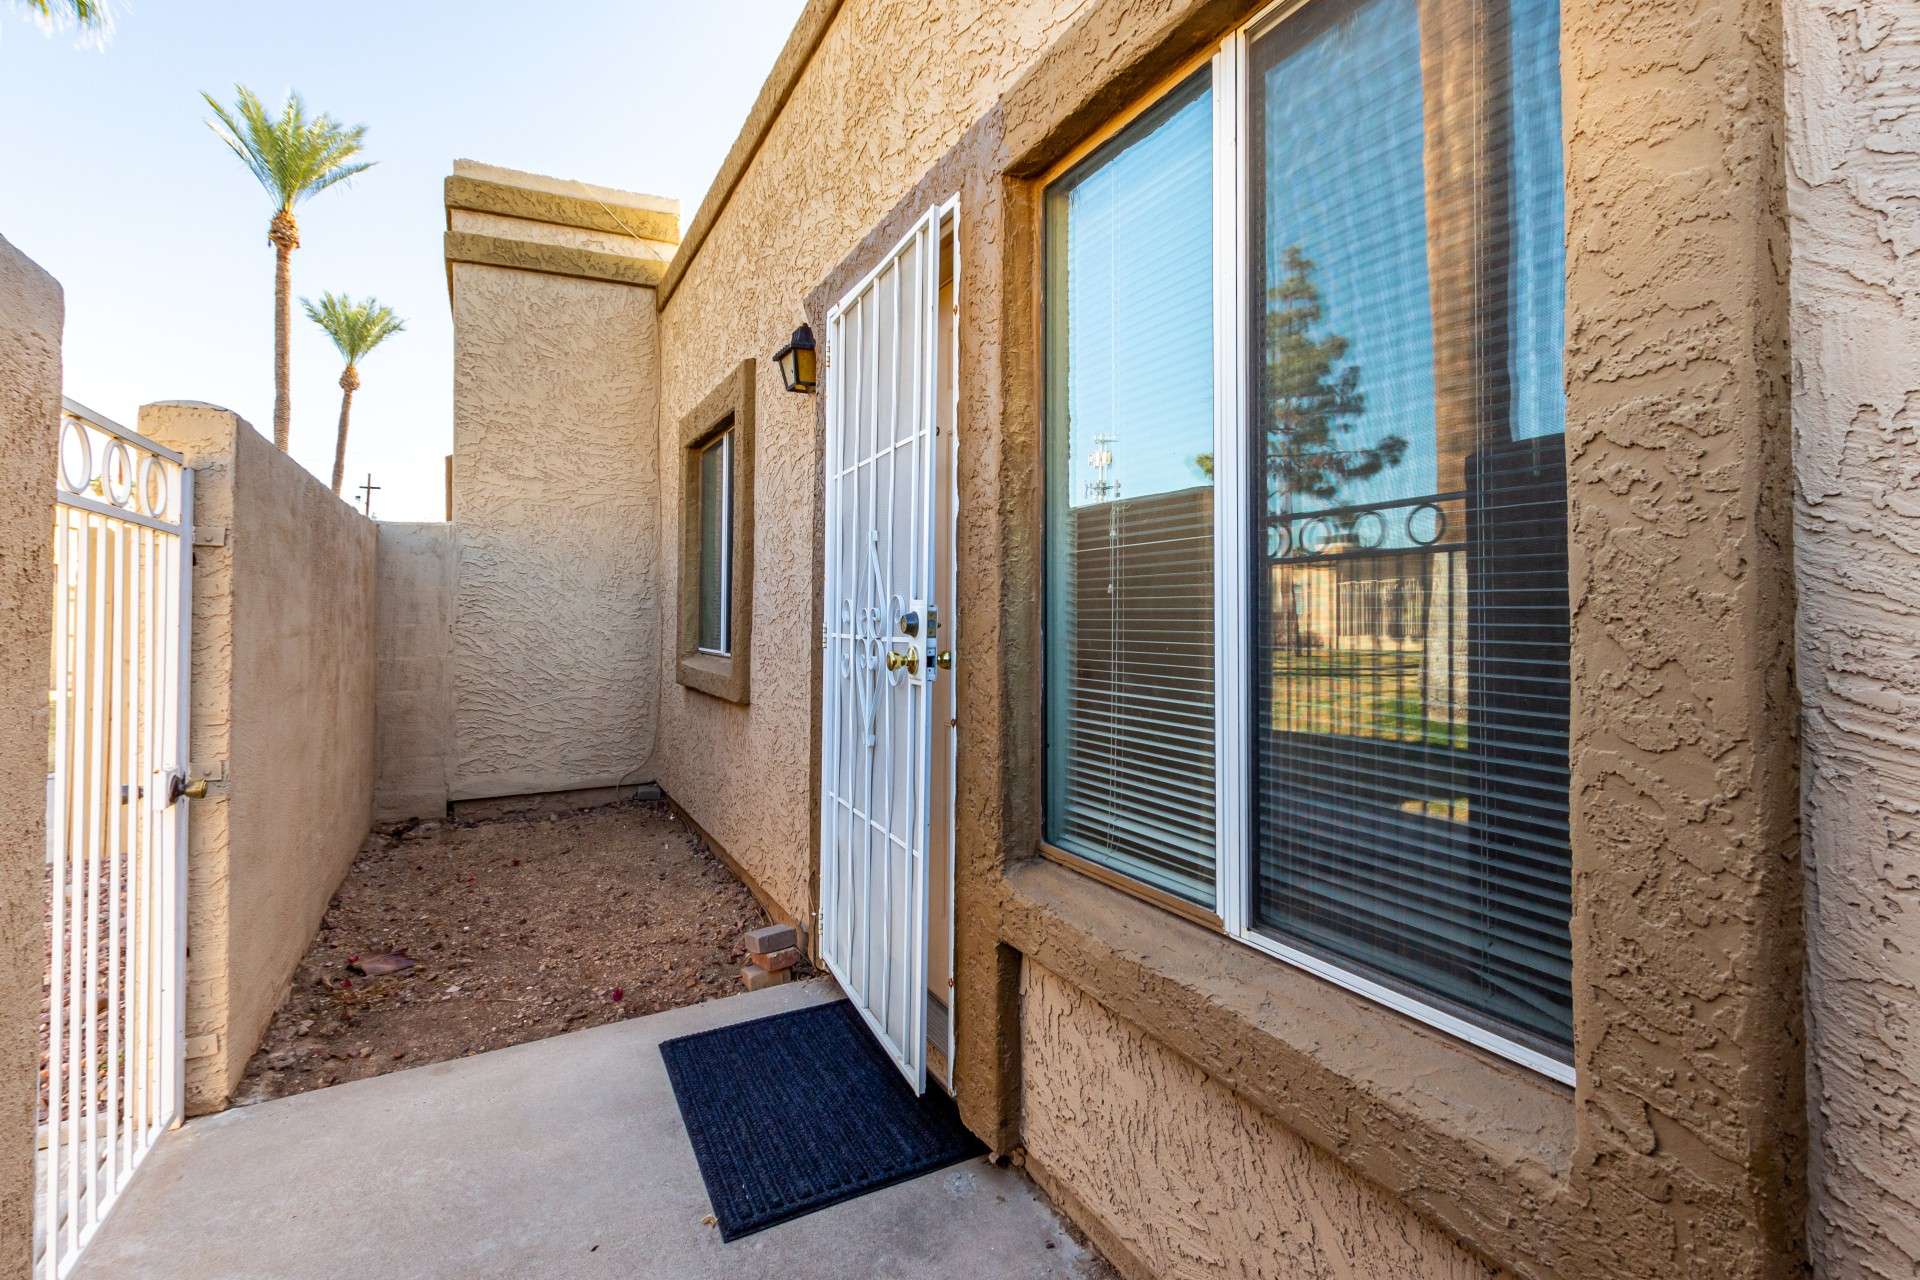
[234,799,798,1105]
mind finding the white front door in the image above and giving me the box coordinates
[819,202,951,1093]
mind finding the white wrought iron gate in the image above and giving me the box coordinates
[39,400,193,1279]
[819,203,951,1093]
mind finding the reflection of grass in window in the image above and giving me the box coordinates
[1271,649,1467,747]
[1399,796,1470,823]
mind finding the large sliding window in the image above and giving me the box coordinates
[1042,0,1572,1076]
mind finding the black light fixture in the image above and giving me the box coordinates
[772,324,817,394]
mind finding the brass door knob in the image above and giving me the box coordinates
[885,650,919,674]
[166,773,208,804]
[935,650,952,669]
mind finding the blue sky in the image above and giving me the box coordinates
[1,0,806,519]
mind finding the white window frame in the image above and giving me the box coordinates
[1054,0,1578,1087]
[696,431,733,657]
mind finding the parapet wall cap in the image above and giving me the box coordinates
[450,159,679,222]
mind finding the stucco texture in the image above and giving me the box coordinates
[653,0,1091,934]
[374,522,453,822]
[449,261,661,801]
[643,0,1807,1276]
[0,234,60,1280]
[1786,3,1920,1276]
[141,404,377,1113]
[1020,963,1506,1280]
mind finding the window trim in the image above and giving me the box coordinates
[676,359,755,704]
[1039,0,1576,1086]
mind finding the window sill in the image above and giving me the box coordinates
[677,650,748,704]
[997,856,1573,1245]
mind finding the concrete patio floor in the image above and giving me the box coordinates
[72,979,1109,1280]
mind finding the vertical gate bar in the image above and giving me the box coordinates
[849,295,867,975]
[45,507,71,1280]
[104,520,126,1200]
[65,517,94,1254]
[167,467,193,1127]
[137,520,157,1147]
[83,516,109,1234]
[144,515,163,1144]
[879,254,902,1031]
[126,525,145,1164]
[861,278,881,1003]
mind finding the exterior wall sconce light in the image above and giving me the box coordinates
[772,324,817,394]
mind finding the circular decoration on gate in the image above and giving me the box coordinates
[58,419,93,495]
[1406,502,1446,547]
[101,440,136,508]
[1296,517,1335,557]
[1351,510,1387,550]
[1267,522,1291,560]
[139,455,170,519]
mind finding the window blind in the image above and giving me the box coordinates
[1044,72,1217,906]
[1247,0,1572,1054]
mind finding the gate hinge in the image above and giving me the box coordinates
[193,524,227,548]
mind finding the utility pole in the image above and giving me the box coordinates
[357,472,381,518]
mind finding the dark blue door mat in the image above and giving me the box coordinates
[659,999,984,1241]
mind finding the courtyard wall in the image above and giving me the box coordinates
[141,403,377,1113]
[373,522,453,823]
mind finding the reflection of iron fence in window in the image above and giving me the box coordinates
[1253,435,1574,1052]
[1265,491,1468,750]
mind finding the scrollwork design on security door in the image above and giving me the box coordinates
[841,528,907,750]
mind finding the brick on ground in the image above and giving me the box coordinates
[741,965,792,992]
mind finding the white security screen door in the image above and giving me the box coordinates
[819,202,950,1093]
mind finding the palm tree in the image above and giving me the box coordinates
[203,87,371,452]
[18,0,104,24]
[13,0,110,41]
[302,293,404,496]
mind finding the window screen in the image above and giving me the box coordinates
[1247,0,1571,1054]
[1043,72,1217,906]
[697,431,731,654]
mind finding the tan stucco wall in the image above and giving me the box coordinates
[643,0,1803,1276]
[1020,963,1505,1280]
[0,234,60,1280]
[1787,5,1920,1275]
[448,260,663,801]
[374,522,454,822]
[141,404,377,1112]
[653,0,1091,925]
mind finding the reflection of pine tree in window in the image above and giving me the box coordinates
[1194,246,1408,515]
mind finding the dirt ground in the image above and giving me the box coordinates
[235,799,798,1105]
